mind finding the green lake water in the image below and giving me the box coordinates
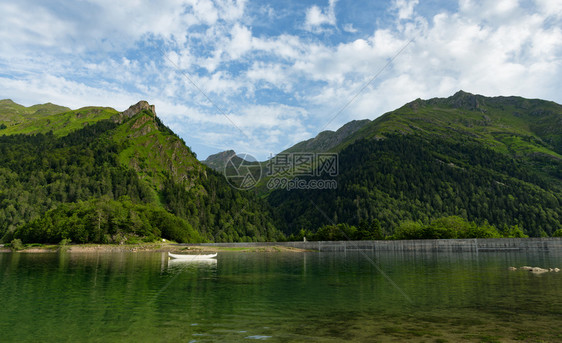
[1,250,561,342]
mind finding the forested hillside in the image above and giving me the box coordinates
[0,101,283,244]
[2,92,561,243]
[268,92,562,237]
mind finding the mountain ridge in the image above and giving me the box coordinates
[282,119,371,154]
[330,90,562,159]
[202,150,237,172]
[266,91,562,237]
[1,92,561,242]
[0,100,283,244]
[0,99,71,124]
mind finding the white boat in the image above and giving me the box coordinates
[168,252,217,260]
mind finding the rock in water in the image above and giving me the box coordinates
[530,267,549,274]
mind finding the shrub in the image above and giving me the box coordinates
[59,238,72,246]
[10,239,24,251]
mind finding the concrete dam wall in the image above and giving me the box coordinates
[192,238,562,252]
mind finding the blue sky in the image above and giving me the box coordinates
[1,0,561,160]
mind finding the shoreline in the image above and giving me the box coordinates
[0,243,311,253]
[2,237,562,253]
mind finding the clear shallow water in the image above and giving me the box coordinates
[1,250,561,342]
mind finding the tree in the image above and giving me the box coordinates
[10,238,24,251]
[358,219,383,240]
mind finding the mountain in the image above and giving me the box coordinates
[203,120,370,183]
[2,92,561,243]
[202,150,250,172]
[336,91,562,157]
[0,99,116,137]
[0,99,71,123]
[282,119,371,153]
[267,91,562,238]
[0,100,283,244]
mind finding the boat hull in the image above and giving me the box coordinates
[168,252,217,260]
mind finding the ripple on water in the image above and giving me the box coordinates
[245,335,272,340]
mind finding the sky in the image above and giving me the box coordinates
[1,0,561,160]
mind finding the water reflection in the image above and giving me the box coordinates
[1,250,561,342]
[167,257,217,269]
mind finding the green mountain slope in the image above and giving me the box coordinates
[110,102,203,189]
[337,91,562,158]
[267,91,562,237]
[0,100,283,244]
[0,99,71,121]
[0,100,118,137]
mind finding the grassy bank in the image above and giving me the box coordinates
[0,242,310,253]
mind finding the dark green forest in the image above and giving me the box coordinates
[269,134,562,237]
[288,215,528,241]
[0,115,283,244]
[13,197,202,244]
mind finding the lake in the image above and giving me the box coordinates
[1,249,561,342]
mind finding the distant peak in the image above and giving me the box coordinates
[122,100,156,118]
[447,90,484,111]
[202,150,241,171]
[452,90,471,97]
[204,150,236,162]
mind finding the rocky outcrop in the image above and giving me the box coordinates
[121,101,156,119]
[444,90,486,111]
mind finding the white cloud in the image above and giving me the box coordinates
[1,0,562,160]
[392,0,419,20]
[534,0,562,17]
[0,74,140,110]
[304,0,338,32]
[343,23,358,33]
[246,62,292,91]
[227,24,254,59]
[0,3,69,51]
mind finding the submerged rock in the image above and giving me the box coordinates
[530,267,549,274]
[518,266,560,274]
